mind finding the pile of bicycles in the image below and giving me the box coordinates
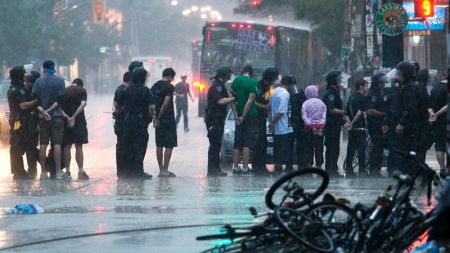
[197,150,445,253]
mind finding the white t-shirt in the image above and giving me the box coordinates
[270,87,293,135]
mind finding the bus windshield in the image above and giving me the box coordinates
[202,24,275,78]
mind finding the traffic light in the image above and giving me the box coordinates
[414,0,435,20]
[92,0,105,24]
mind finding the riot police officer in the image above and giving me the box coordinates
[7,66,38,179]
[205,66,236,177]
[253,67,278,176]
[395,61,421,174]
[115,67,154,179]
[366,73,389,176]
[322,70,345,177]
[289,77,307,170]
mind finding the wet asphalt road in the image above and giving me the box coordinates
[0,96,442,252]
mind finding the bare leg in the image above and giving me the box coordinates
[39,145,48,175]
[232,149,240,168]
[156,147,163,173]
[64,144,72,173]
[242,147,251,169]
[54,144,62,174]
[163,148,173,172]
[75,144,84,172]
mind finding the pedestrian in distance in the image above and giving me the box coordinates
[23,71,41,178]
[61,78,89,180]
[115,67,154,179]
[230,65,259,175]
[174,74,194,133]
[205,66,236,177]
[343,79,368,178]
[366,73,389,177]
[151,68,177,177]
[301,85,326,170]
[7,66,38,180]
[269,76,295,176]
[322,70,347,177]
[32,60,71,180]
[253,67,278,176]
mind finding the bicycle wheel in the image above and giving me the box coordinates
[307,202,363,253]
[265,168,329,210]
[273,206,335,253]
[200,235,300,253]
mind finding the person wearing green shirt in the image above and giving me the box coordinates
[230,65,259,175]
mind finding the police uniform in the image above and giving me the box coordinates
[416,83,433,164]
[290,89,307,170]
[113,84,127,178]
[252,80,270,174]
[7,83,29,178]
[397,82,420,173]
[385,86,401,172]
[205,79,229,175]
[366,87,385,175]
[323,86,343,176]
[115,84,153,178]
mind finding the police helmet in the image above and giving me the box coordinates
[25,71,41,84]
[128,61,143,72]
[396,61,416,82]
[371,73,388,86]
[326,70,342,86]
[9,66,26,84]
[409,60,420,75]
[262,67,279,82]
[213,66,233,80]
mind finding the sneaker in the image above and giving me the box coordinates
[232,166,243,175]
[240,167,253,176]
[56,171,72,181]
[141,172,152,180]
[78,171,90,180]
[184,128,190,133]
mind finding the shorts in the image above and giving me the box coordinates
[155,120,177,148]
[64,122,88,145]
[433,123,446,152]
[234,115,258,150]
[274,133,294,164]
[39,118,64,145]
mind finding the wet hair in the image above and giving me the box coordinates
[240,65,254,77]
[162,68,176,78]
[281,76,294,86]
[10,66,26,86]
[262,67,279,83]
[354,79,367,91]
[72,78,84,87]
[123,71,132,83]
[128,61,143,72]
[131,67,148,85]
[25,71,41,84]
[416,69,430,86]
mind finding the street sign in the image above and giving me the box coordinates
[341,46,352,61]
[376,3,409,36]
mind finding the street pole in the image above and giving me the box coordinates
[381,0,404,68]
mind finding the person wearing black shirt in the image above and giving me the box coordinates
[322,70,346,177]
[116,67,154,179]
[151,68,177,177]
[343,80,368,177]
[253,67,278,176]
[23,71,41,178]
[289,78,307,170]
[174,75,194,132]
[415,69,434,164]
[395,61,421,174]
[205,67,235,177]
[366,73,389,176]
[7,66,38,179]
[429,80,447,175]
